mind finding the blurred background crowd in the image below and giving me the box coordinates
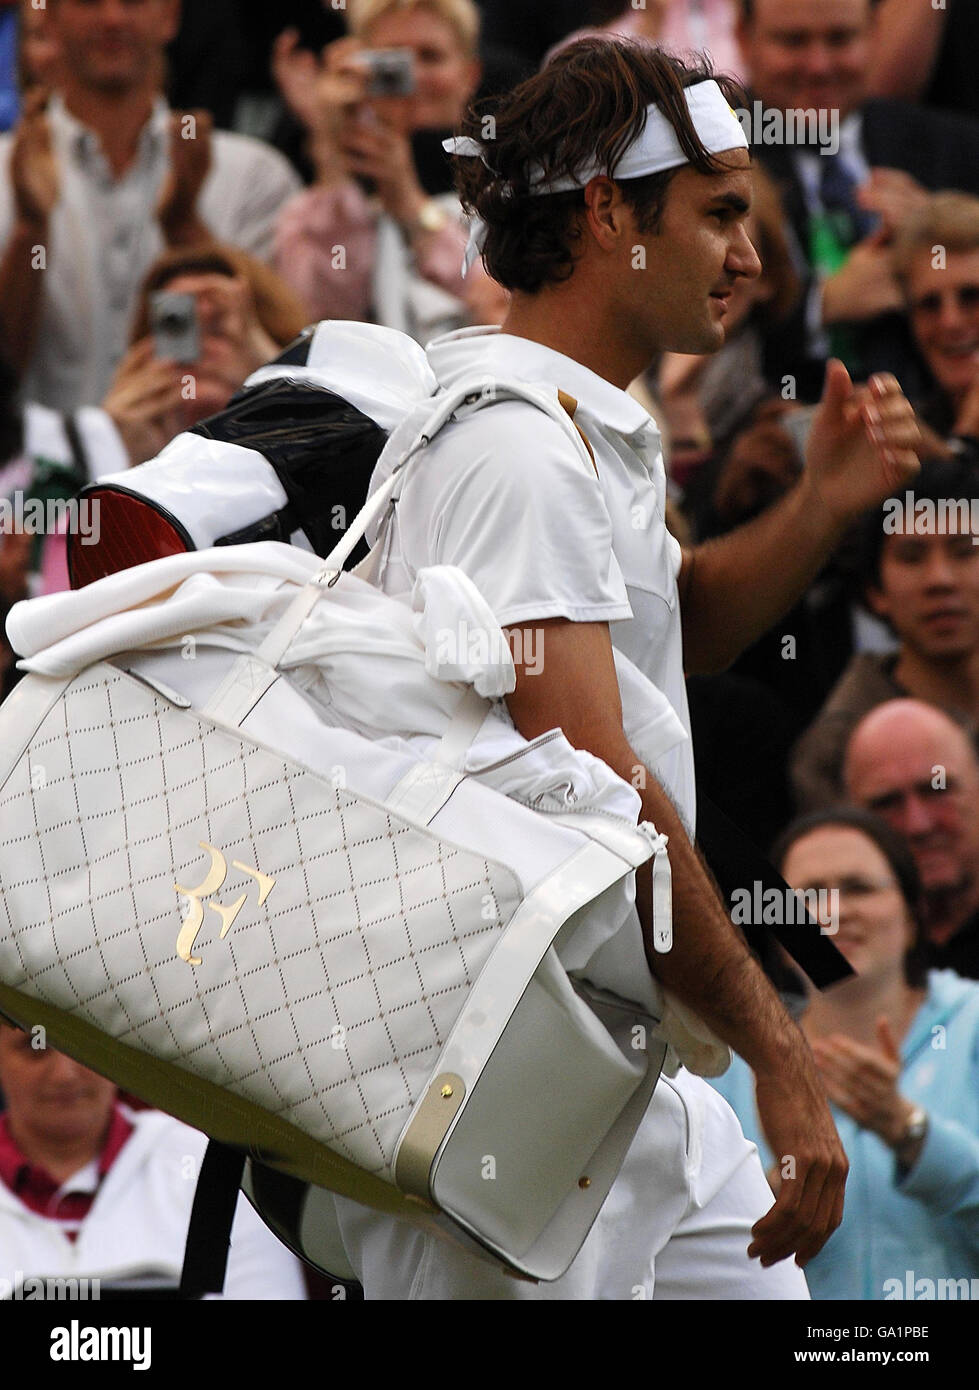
[0,0,977,1303]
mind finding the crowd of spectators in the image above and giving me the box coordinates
[0,0,977,1302]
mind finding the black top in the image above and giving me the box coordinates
[928,910,979,982]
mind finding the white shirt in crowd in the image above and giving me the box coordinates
[0,1105,307,1298]
[0,95,301,412]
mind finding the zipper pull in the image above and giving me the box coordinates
[639,823,672,953]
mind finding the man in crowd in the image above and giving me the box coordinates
[321,37,922,1299]
[0,0,300,411]
[735,0,979,399]
[792,457,979,809]
[0,1021,307,1296]
[845,699,979,980]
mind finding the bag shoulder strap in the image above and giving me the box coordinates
[202,375,598,728]
[178,1139,246,1299]
[556,390,597,475]
[201,376,598,728]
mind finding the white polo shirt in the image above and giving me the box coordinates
[369,325,696,832]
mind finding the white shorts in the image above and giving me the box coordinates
[330,1066,811,1300]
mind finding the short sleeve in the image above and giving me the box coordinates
[399,400,632,627]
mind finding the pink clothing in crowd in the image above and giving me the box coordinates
[273,179,490,331]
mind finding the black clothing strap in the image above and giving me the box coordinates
[61,413,90,491]
[178,1139,247,1299]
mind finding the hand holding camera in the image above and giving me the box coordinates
[273,33,370,175]
[101,338,186,468]
[273,32,426,228]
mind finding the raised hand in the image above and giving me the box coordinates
[101,338,185,466]
[858,168,930,240]
[810,1017,916,1146]
[184,272,278,383]
[10,89,59,228]
[803,360,920,522]
[272,29,323,132]
[339,112,426,226]
[821,231,906,325]
[157,110,213,243]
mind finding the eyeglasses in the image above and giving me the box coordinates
[910,285,979,317]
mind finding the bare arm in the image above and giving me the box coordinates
[157,111,214,249]
[678,364,920,674]
[504,617,848,1267]
[0,94,59,373]
[0,217,48,374]
[865,0,947,101]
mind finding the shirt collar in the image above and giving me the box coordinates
[795,109,864,171]
[426,326,658,437]
[0,1103,134,1198]
[839,110,864,162]
[48,92,170,167]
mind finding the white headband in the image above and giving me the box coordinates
[445,79,748,274]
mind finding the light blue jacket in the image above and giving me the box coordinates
[711,970,979,1300]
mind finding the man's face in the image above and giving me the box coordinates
[869,527,979,663]
[906,249,979,402]
[737,0,872,122]
[0,1025,117,1149]
[623,149,762,356]
[49,0,179,95]
[846,727,979,895]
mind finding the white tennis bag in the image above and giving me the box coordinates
[0,377,672,1282]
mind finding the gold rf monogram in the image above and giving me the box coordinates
[175,843,275,965]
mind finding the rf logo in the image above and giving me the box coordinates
[175,843,275,965]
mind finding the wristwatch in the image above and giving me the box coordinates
[408,199,450,236]
[894,1105,928,1172]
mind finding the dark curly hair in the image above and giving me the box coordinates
[451,37,747,293]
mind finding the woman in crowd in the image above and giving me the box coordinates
[713,807,979,1300]
[272,0,502,342]
[892,192,979,458]
[104,240,309,467]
